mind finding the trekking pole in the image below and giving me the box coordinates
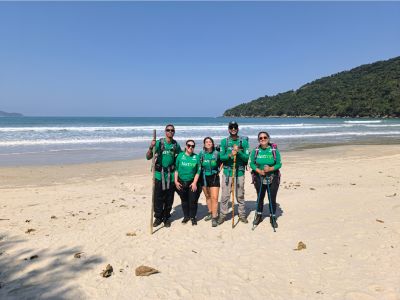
[150,129,156,235]
[231,154,237,228]
[265,176,276,232]
[252,175,264,231]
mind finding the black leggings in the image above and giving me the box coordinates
[253,174,280,215]
[177,180,201,219]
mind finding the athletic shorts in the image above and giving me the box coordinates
[201,174,220,188]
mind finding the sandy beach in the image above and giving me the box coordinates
[1,145,399,300]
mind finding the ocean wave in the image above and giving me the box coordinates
[344,120,383,124]
[2,123,399,133]
[1,131,400,147]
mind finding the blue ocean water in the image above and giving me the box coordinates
[0,117,399,166]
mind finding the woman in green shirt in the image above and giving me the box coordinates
[175,139,201,225]
[250,132,282,227]
[199,137,221,227]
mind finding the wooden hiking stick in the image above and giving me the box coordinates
[150,129,156,234]
[231,154,237,228]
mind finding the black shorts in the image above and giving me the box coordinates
[200,174,220,188]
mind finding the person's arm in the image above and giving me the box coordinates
[272,149,282,171]
[249,149,257,171]
[191,155,201,191]
[175,142,182,156]
[250,148,265,175]
[237,138,250,163]
[219,138,230,162]
[146,140,158,160]
[174,154,182,190]
[264,148,282,173]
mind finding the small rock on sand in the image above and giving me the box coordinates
[294,241,307,251]
[376,219,384,223]
[74,252,84,259]
[25,228,35,234]
[25,219,31,223]
[126,232,136,236]
[386,193,397,197]
[51,216,57,219]
[135,265,160,276]
[101,264,113,278]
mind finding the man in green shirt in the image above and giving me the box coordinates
[146,124,182,228]
[218,121,250,224]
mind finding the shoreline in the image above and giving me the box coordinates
[1,139,400,169]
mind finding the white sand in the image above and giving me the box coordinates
[1,145,399,299]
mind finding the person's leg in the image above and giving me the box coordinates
[202,186,212,220]
[153,179,164,222]
[219,174,231,218]
[162,183,175,227]
[268,176,280,215]
[178,183,190,220]
[254,175,267,213]
[236,175,247,220]
[209,187,219,218]
[188,188,199,220]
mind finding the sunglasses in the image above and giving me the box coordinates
[186,144,195,149]
[229,126,238,130]
[259,136,269,140]
[165,129,175,133]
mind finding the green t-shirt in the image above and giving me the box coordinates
[249,146,282,175]
[175,152,201,182]
[219,136,250,177]
[146,138,182,182]
[199,150,220,176]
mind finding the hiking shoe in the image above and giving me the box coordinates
[212,218,218,227]
[182,217,190,224]
[217,214,226,225]
[164,219,171,228]
[253,214,263,226]
[204,213,212,221]
[239,216,248,224]
[153,218,163,227]
[191,218,197,226]
[270,215,278,228]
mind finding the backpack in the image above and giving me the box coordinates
[155,138,177,170]
[251,142,281,184]
[224,135,248,150]
[200,150,220,174]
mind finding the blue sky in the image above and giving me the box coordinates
[0,2,399,117]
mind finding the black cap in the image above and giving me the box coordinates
[228,121,239,129]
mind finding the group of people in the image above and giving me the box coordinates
[146,121,282,229]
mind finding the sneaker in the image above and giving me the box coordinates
[270,215,278,228]
[153,218,163,227]
[204,213,212,221]
[182,217,190,224]
[217,214,226,225]
[253,214,263,226]
[191,218,197,226]
[212,218,218,227]
[164,219,171,228]
[239,216,248,224]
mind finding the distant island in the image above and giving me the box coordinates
[224,56,400,118]
[0,110,24,117]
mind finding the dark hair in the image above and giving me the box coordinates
[203,136,215,151]
[165,124,175,130]
[258,131,270,139]
[186,139,195,146]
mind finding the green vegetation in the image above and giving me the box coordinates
[224,56,400,117]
